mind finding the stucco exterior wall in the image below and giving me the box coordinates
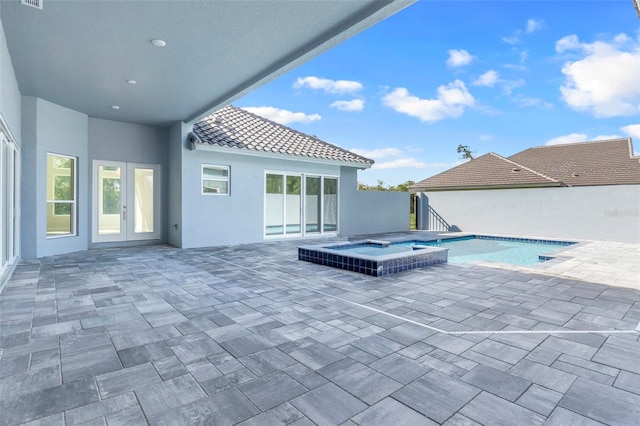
[0,11,21,146]
[422,185,640,243]
[21,98,89,258]
[181,147,345,248]
[340,187,410,237]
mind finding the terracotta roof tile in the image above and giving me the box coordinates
[193,105,373,166]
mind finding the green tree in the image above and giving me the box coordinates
[457,144,474,160]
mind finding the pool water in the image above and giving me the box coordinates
[400,237,571,266]
[332,236,574,266]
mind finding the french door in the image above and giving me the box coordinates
[92,161,160,242]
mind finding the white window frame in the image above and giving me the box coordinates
[263,170,339,240]
[1,127,20,280]
[202,164,230,195]
[46,152,77,239]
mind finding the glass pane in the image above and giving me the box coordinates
[323,178,338,232]
[134,168,154,234]
[203,180,228,194]
[286,176,301,234]
[265,174,284,235]
[2,142,8,265]
[47,154,75,237]
[98,165,121,235]
[203,166,228,178]
[46,202,73,237]
[305,176,321,233]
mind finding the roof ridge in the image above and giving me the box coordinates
[228,105,374,164]
[527,137,631,150]
[488,152,561,183]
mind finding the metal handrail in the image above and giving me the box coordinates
[428,205,451,231]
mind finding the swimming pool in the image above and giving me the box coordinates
[298,235,576,276]
[398,236,575,266]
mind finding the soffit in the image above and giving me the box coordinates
[1,0,412,126]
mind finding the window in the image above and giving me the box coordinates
[202,165,229,195]
[265,172,338,237]
[47,153,76,237]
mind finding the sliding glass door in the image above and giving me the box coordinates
[264,172,338,238]
[1,129,19,280]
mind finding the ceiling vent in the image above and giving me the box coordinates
[21,0,43,10]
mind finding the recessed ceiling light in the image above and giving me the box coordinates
[127,80,137,85]
[110,105,120,110]
[151,39,166,47]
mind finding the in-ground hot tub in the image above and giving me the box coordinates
[298,239,448,277]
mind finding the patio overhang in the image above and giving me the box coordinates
[1,0,414,127]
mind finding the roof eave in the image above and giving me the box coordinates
[195,143,373,169]
[411,182,566,192]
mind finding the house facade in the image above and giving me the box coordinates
[0,1,414,286]
[411,139,640,243]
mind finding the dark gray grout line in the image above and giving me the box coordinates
[213,256,639,336]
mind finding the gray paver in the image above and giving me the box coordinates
[1,238,639,426]
[291,383,367,426]
[392,369,480,423]
[461,364,530,401]
[318,358,403,405]
[237,371,307,411]
[559,377,640,425]
[460,391,546,426]
[352,397,436,425]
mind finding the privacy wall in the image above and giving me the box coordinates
[422,185,640,243]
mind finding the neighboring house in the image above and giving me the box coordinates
[0,1,414,287]
[411,138,640,243]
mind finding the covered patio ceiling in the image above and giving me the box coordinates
[1,0,414,126]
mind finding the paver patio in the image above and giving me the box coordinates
[1,233,639,425]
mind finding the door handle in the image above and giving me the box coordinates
[122,205,127,220]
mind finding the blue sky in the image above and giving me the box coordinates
[235,1,640,186]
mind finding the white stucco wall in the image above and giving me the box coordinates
[180,147,345,248]
[423,185,640,243]
[21,98,89,258]
[341,190,410,236]
[0,10,21,146]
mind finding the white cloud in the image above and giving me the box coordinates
[350,147,402,159]
[526,19,542,33]
[558,34,640,117]
[593,134,621,141]
[502,35,520,45]
[512,95,553,109]
[621,124,640,138]
[473,70,499,87]
[383,80,475,122]
[330,99,365,112]
[372,158,427,170]
[350,147,426,170]
[545,133,588,145]
[242,106,321,125]
[501,78,525,95]
[293,76,362,94]
[446,49,474,67]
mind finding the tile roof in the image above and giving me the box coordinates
[410,153,562,191]
[193,105,374,166]
[508,138,640,187]
[411,138,640,191]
